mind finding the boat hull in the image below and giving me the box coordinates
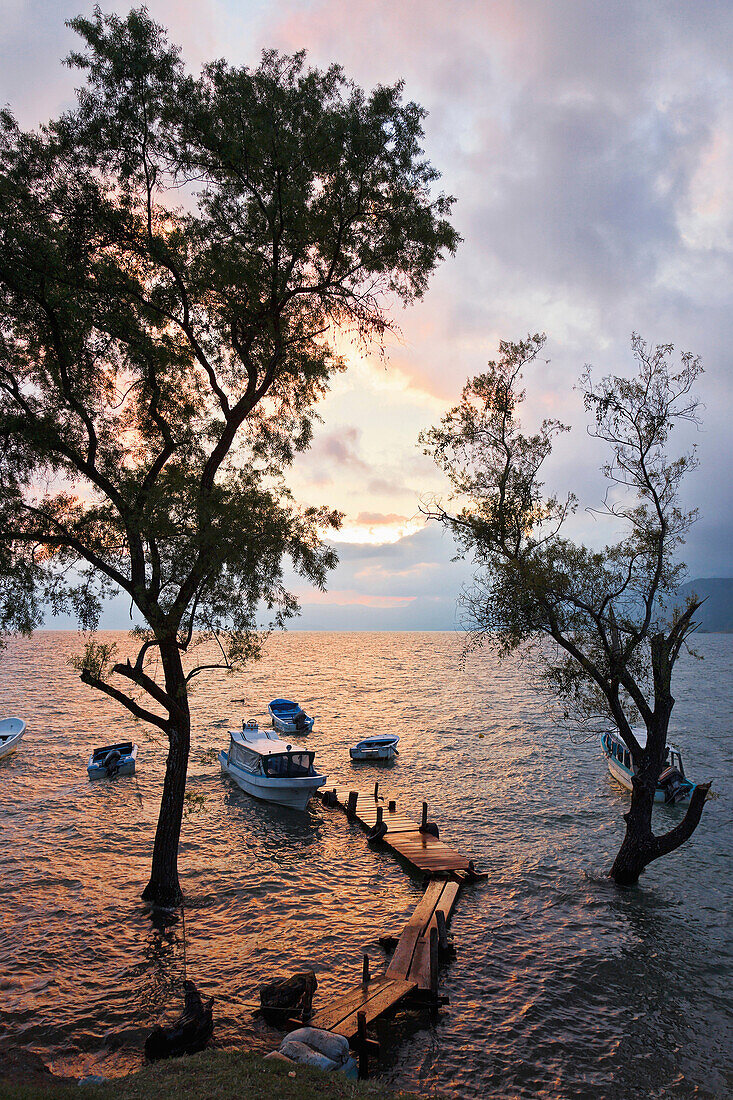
[220,751,325,811]
[349,746,397,760]
[0,718,25,761]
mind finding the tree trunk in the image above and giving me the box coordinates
[142,642,190,909]
[609,773,656,886]
[609,702,711,886]
[610,780,711,885]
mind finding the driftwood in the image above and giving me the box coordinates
[144,981,214,1061]
[259,970,317,1021]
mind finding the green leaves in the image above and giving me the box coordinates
[423,333,704,744]
[0,7,456,711]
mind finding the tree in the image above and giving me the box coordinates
[0,8,459,907]
[421,334,711,886]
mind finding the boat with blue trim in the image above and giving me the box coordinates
[268,698,314,735]
[349,734,399,761]
[220,721,326,810]
[0,717,25,761]
[600,727,696,804]
[87,740,137,779]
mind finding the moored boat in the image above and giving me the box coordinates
[220,721,326,810]
[87,741,138,779]
[600,727,696,804]
[349,735,399,761]
[268,698,314,734]
[0,717,26,761]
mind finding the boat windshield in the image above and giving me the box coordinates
[263,752,315,778]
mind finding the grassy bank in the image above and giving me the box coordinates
[0,1049,426,1100]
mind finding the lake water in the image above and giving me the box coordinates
[0,631,731,1098]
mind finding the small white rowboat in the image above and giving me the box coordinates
[0,717,26,761]
[349,735,399,761]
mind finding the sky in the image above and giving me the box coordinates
[2,0,732,629]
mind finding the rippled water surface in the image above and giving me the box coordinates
[0,631,731,1098]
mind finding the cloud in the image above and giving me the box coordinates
[355,512,408,524]
[297,589,416,608]
[11,0,733,635]
[309,427,369,470]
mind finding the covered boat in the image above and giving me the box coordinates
[0,717,25,761]
[220,721,326,810]
[87,741,137,779]
[349,735,399,761]
[268,698,314,734]
[600,728,696,804]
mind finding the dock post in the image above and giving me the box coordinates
[375,805,384,829]
[429,925,439,1004]
[421,801,428,828]
[373,780,379,801]
[357,1011,369,1079]
[362,953,370,984]
[347,790,358,819]
[388,799,396,813]
[436,909,450,953]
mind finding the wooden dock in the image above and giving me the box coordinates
[267,782,483,1077]
[319,784,476,875]
[386,878,460,990]
[307,975,417,1039]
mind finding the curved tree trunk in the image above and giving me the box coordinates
[142,641,190,909]
[609,642,710,885]
[610,774,711,886]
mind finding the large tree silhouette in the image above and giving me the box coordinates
[422,335,710,885]
[0,8,459,906]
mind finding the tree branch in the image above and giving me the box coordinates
[652,782,711,860]
[80,668,170,733]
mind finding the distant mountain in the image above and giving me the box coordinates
[678,578,733,632]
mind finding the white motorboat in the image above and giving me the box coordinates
[349,735,399,761]
[0,717,25,760]
[220,721,326,811]
[268,698,315,734]
[600,727,696,804]
[87,741,138,779]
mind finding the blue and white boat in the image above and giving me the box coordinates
[600,728,696,804]
[349,735,399,761]
[268,698,314,735]
[0,717,25,761]
[220,721,326,811]
[87,740,137,779]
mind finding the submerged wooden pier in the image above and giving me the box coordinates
[267,783,484,1076]
[320,783,479,874]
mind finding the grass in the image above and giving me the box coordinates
[0,1050,427,1100]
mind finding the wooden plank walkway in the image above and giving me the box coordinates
[307,976,417,1040]
[323,785,418,833]
[266,783,483,1076]
[386,832,470,873]
[317,786,473,874]
[387,879,460,989]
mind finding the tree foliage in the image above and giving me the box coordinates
[422,334,711,884]
[0,7,458,905]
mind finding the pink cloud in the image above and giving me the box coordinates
[355,511,408,524]
[297,589,416,608]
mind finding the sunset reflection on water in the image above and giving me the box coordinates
[0,631,731,1098]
